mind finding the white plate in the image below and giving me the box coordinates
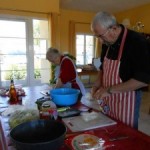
[71,134,100,150]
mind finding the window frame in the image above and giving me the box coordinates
[0,14,50,87]
[76,33,95,66]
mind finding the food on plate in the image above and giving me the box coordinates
[83,136,98,147]
[71,134,101,150]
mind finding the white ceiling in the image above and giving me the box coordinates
[60,0,150,13]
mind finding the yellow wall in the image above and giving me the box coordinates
[115,3,150,33]
[59,9,95,53]
[1,1,150,53]
[58,4,150,54]
[0,0,59,18]
[58,4,150,53]
[0,0,59,13]
[0,0,95,55]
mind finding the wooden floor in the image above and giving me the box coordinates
[140,90,150,114]
[139,90,150,136]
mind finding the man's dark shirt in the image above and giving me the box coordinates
[100,25,150,84]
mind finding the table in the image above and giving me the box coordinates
[0,86,150,150]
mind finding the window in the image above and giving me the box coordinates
[33,19,50,83]
[76,34,95,65]
[0,16,50,87]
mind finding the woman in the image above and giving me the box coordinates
[46,47,86,96]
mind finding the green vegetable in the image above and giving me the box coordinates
[9,109,39,129]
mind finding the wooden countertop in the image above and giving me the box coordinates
[77,69,98,76]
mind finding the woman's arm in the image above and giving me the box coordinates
[54,78,63,88]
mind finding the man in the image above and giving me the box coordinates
[46,47,86,96]
[91,11,150,129]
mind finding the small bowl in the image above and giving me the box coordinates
[50,88,80,106]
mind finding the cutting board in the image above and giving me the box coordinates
[62,112,117,132]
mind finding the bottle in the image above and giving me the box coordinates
[9,79,18,102]
[40,101,58,120]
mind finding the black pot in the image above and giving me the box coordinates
[10,119,67,150]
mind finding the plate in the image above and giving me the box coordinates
[71,134,100,150]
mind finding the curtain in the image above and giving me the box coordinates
[48,13,60,49]
[95,38,102,58]
[48,13,61,81]
[69,20,76,57]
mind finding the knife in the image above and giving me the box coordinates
[109,136,129,141]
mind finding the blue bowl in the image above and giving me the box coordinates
[50,88,80,106]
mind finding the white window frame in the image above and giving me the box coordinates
[0,14,50,87]
[76,33,95,66]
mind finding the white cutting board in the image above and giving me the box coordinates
[62,112,117,132]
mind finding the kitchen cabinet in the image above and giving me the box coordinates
[77,69,98,87]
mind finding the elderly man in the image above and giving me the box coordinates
[46,47,86,96]
[91,11,150,129]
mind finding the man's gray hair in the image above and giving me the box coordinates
[46,47,61,59]
[91,11,117,30]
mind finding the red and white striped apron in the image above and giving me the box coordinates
[102,28,136,127]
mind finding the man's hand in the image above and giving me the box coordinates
[91,86,99,98]
[93,87,110,100]
[90,70,102,99]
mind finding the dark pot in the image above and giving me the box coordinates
[10,119,67,150]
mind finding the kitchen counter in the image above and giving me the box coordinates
[0,86,150,150]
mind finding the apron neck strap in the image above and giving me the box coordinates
[105,27,128,61]
[117,27,127,60]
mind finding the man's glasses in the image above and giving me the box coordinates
[95,28,111,39]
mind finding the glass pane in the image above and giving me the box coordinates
[76,35,84,65]
[0,20,26,38]
[86,35,94,46]
[0,38,26,54]
[85,35,94,64]
[86,46,94,56]
[34,39,47,54]
[34,55,46,66]
[86,56,93,64]
[0,55,27,65]
[33,57,43,79]
[0,19,27,84]
[34,55,50,79]
[33,19,49,82]
[76,55,84,65]
[33,20,48,38]
[1,69,27,81]
[76,35,84,45]
[76,45,84,55]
